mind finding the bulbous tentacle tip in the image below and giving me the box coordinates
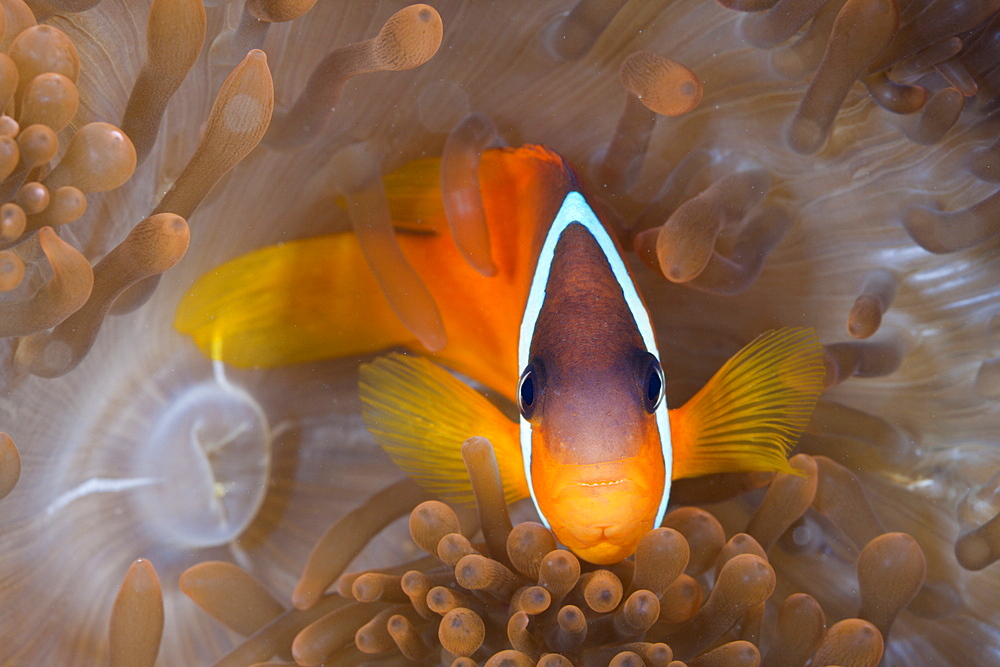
[538,549,582,605]
[902,194,1000,254]
[0,202,26,245]
[767,593,826,665]
[8,24,80,96]
[410,499,463,556]
[44,121,136,194]
[351,572,411,604]
[613,589,660,637]
[848,270,897,339]
[442,113,499,276]
[857,532,927,638]
[14,181,49,215]
[108,558,164,667]
[662,506,726,577]
[0,249,24,291]
[655,170,770,283]
[510,584,552,616]
[0,432,20,500]
[508,521,557,580]
[955,512,1000,571]
[15,213,190,378]
[687,640,760,667]
[0,226,93,338]
[785,114,826,155]
[848,297,882,339]
[24,186,85,232]
[245,0,319,23]
[901,86,965,145]
[666,553,774,659]
[440,607,486,657]
[822,338,904,388]
[685,204,791,296]
[631,527,689,598]
[19,73,78,132]
[619,51,703,118]
[864,71,928,114]
[17,124,59,171]
[580,569,624,613]
[745,454,819,553]
[0,135,19,183]
[374,4,444,71]
[811,618,884,667]
[387,612,434,661]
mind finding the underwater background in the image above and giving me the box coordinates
[0,0,999,664]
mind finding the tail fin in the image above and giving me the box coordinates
[175,234,417,368]
[669,327,825,479]
[359,353,526,505]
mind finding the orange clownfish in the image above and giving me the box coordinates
[175,145,825,564]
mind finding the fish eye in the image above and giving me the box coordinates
[642,355,664,413]
[518,364,537,419]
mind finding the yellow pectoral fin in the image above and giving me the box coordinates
[669,327,825,479]
[174,234,417,368]
[359,353,526,505]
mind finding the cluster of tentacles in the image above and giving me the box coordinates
[0,0,999,664]
[124,438,923,667]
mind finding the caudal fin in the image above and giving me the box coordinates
[175,234,418,367]
[359,353,526,505]
[669,327,825,479]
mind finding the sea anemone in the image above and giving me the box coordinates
[0,0,999,665]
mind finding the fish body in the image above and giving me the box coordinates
[176,145,825,564]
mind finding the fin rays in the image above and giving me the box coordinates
[670,327,825,479]
[359,353,526,505]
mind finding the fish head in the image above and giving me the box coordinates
[519,352,668,563]
[518,192,672,564]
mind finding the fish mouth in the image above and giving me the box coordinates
[549,478,654,563]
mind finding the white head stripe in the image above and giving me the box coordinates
[517,191,673,529]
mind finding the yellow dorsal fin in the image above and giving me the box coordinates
[669,327,825,479]
[359,353,526,505]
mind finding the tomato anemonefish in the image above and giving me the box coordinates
[175,145,825,564]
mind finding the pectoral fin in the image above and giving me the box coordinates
[669,327,825,479]
[359,353,526,505]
